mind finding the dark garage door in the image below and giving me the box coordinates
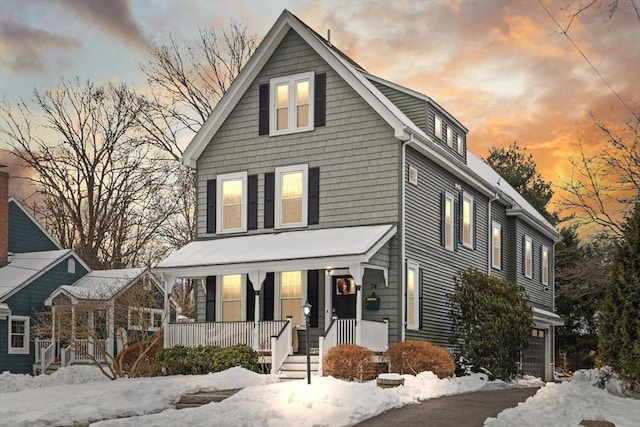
[522,328,545,379]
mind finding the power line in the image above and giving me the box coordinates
[537,0,640,121]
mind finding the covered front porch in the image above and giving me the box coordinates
[155,225,397,374]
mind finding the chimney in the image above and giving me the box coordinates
[0,164,8,266]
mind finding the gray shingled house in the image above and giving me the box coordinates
[155,10,563,381]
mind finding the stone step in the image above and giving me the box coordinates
[176,389,240,409]
[285,355,319,363]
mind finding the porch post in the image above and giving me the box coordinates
[71,303,76,357]
[349,264,364,346]
[248,270,266,351]
[51,305,56,356]
[107,302,115,358]
[161,273,175,349]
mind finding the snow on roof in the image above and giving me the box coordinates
[466,152,555,232]
[0,250,72,301]
[56,268,147,300]
[157,224,395,269]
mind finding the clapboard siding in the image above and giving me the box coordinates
[403,146,489,346]
[514,219,554,309]
[490,202,510,281]
[426,106,466,162]
[196,30,399,236]
[8,201,59,253]
[370,81,427,131]
[0,255,87,373]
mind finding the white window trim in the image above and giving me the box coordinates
[462,193,474,249]
[128,307,164,332]
[446,127,453,148]
[444,192,455,252]
[67,258,75,274]
[8,315,29,354]
[216,171,248,234]
[406,261,420,331]
[217,274,247,322]
[408,166,418,186]
[524,235,533,279]
[457,135,464,155]
[492,221,502,270]
[541,245,549,286]
[269,71,315,136]
[434,115,443,140]
[275,164,309,229]
[274,271,308,327]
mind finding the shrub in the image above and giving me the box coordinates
[151,344,258,376]
[114,337,163,377]
[386,340,454,378]
[448,269,532,380]
[323,343,377,382]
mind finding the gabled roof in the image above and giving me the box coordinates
[45,268,160,304]
[181,9,557,239]
[0,250,76,302]
[9,197,62,251]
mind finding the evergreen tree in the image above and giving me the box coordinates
[598,201,640,389]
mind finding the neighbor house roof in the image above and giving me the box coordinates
[45,268,160,304]
[155,224,396,278]
[181,9,557,239]
[0,250,74,302]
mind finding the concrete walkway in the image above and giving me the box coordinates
[356,387,540,427]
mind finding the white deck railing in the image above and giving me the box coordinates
[61,346,72,367]
[39,342,55,374]
[72,339,109,363]
[360,319,389,352]
[165,321,288,352]
[35,339,53,363]
[270,319,293,374]
[319,318,355,360]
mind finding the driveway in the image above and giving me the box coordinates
[356,387,539,427]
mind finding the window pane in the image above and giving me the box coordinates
[281,172,303,224]
[296,81,309,105]
[223,275,241,299]
[445,198,452,247]
[463,199,471,244]
[281,271,301,298]
[277,84,289,107]
[11,320,24,334]
[435,116,442,138]
[222,301,241,321]
[281,298,302,325]
[525,239,532,277]
[297,104,309,127]
[282,173,302,197]
[222,179,243,230]
[223,180,242,204]
[277,107,288,130]
[407,268,415,325]
[447,128,452,146]
[223,205,242,229]
[282,198,302,223]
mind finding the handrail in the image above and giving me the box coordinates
[270,318,292,375]
[40,342,55,374]
[61,346,72,367]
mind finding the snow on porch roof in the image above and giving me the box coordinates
[156,224,397,271]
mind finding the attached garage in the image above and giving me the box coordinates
[524,307,564,381]
[523,328,546,379]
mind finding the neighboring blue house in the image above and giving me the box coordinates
[0,196,89,374]
[155,10,563,380]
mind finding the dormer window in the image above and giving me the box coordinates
[446,127,453,148]
[434,115,443,140]
[457,135,464,155]
[270,72,315,136]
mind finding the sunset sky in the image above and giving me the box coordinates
[1,0,638,215]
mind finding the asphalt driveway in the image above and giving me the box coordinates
[356,387,540,427]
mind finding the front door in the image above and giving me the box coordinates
[332,276,356,318]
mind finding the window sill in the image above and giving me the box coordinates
[269,126,314,137]
[8,348,29,355]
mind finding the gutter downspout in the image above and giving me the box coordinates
[400,135,411,342]
[487,193,499,275]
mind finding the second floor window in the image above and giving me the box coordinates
[541,245,549,286]
[270,72,315,135]
[442,192,455,251]
[217,172,248,233]
[462,193,474,248]
[492,221,502,270]
[523,235,533,279]
[275,164,308,228]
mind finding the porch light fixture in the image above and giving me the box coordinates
[303,300,312,385]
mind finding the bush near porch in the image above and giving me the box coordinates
[386,340,455,378]
[152,344,258,376]
[323,343,378,382]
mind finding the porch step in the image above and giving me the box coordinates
[278,354,320,380]
[45,363,62,375]
[175,389,240,409]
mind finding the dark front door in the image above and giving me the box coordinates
[332,276,356,318]
[522,328,545,379]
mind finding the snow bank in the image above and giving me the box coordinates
[0,365,107,393]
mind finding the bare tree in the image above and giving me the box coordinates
[560,114,639,239]
[1,78,173,269]
[33,276,166,379]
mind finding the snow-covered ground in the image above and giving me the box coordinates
[0,366,637,427]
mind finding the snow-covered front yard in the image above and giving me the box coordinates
[0,366,637,426]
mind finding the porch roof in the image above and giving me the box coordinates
[155,224,396,277]
[532,307,564,327]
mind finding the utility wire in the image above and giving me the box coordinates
[537,0,640,122]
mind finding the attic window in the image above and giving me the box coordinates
[270,72,315,136]
[457,135,464,155]
[446,127,453,148]
[408,166,418,185]
[67,259,75,274]
[434,115,443,139]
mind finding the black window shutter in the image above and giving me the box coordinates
[206,179,217,234]
[500,226,504,270]
[307,270,319,327]
[246,278,255,321]
[314,73,326,128]
[532,243,536,280]
[440,193,446,247]
[248,175,258,230]
[259,84,269,135]
[264,172,275,228]
[472,201,477,250]
[263,273,274,321]
[418,268,424,330]
[539,245,544,283]
[454,199,460,251]
[458,193,464,244]
[522,235,526,276]
[308,167,320,225]
[205,276,216,322]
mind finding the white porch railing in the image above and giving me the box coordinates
[71,339,110,363]
[270,318,293,374]
[61,346,72,367]
[39,342,55,374]
[360,319,389,352]
[35,339,53,363]
[319,318,356,363]
[164,321,288,352]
